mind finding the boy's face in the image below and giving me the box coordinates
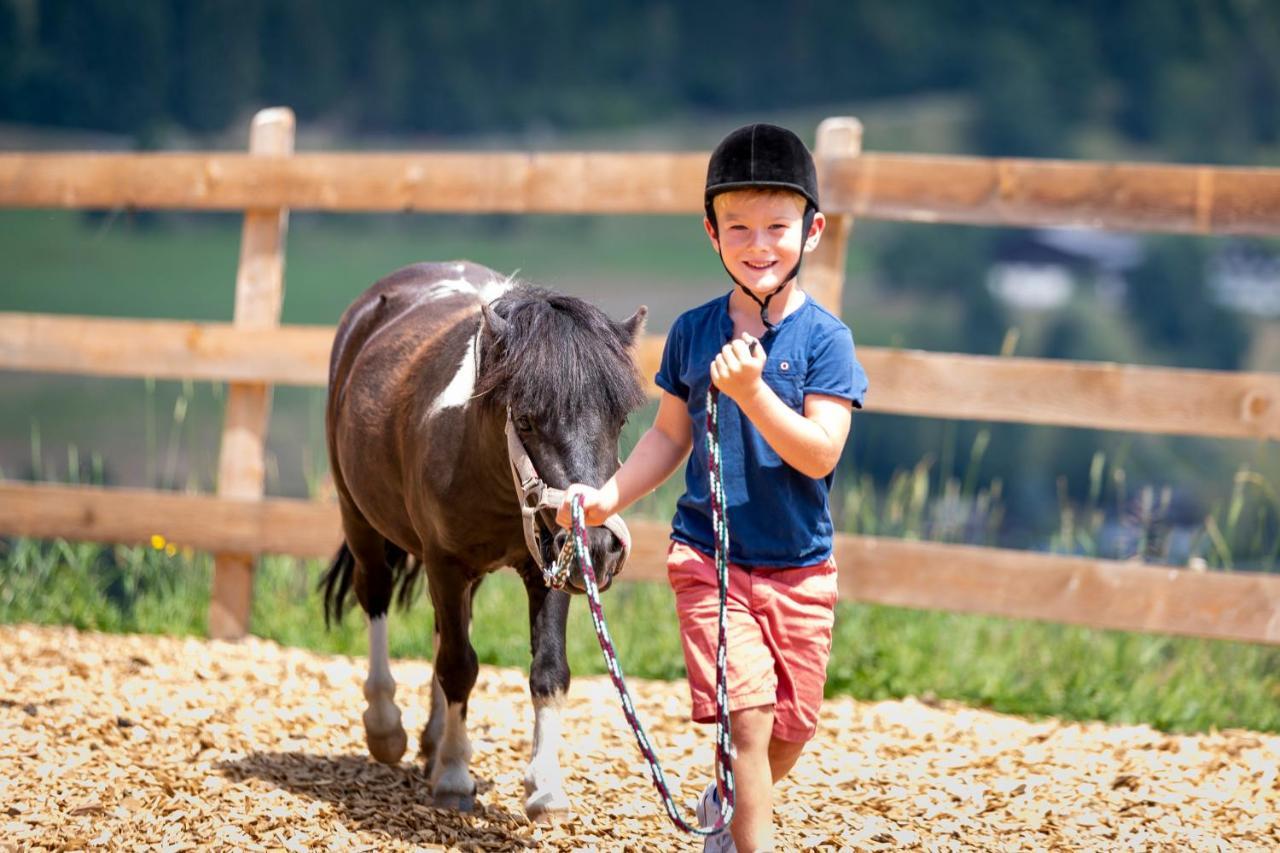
[704,190,825,294]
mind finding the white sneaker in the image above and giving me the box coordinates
[695,782,736,853]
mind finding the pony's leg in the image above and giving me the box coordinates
[519,562,574,822]
[421,577,483,778]
[419,622,446,778]
[347,519,407,765]
[424,562,479,811]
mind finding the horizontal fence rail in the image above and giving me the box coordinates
[4,481,1278,646]
[4,312,1278,440]
[4,152,1280,234]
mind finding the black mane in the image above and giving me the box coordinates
[476,284,645,422]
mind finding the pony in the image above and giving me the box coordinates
[320,261,646,819]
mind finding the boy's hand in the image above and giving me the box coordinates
[710,333,766,403]
[556,481,620,529]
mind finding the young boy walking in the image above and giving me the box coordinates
[557,123,867,852]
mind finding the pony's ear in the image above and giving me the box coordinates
[479,300,508,342]
[616,305,647,348]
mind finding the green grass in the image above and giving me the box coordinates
[3,536,1278,735]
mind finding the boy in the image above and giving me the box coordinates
[557,123,868,852]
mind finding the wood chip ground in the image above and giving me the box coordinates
[2,624,1277,851]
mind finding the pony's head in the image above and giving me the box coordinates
[477,285,647,591]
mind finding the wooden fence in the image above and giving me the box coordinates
[2,109,1279,643]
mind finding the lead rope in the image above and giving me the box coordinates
[553,386,735,836]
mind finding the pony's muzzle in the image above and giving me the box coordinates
[553,526,626,594]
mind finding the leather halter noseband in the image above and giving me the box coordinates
[504,411,632,573]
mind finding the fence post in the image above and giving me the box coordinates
[806,117,863,316]
[208,107,295,640]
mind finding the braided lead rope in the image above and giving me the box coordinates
[543,536,573,589]
[554,386,735,836]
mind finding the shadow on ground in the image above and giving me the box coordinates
[218,752,534,849]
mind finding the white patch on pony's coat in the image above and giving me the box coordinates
[424,273,515,418]
[428,329,479,417]
[362,615,401,735]
[477,273,515,303]
[428,278,476,302]
[524,692,571,814]
[430,702,474,796]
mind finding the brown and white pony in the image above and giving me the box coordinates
[321,261,645,818]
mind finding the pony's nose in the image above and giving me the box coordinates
[563,527,624,594]
[598,527,626,583]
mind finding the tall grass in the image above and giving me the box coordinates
[841,430,1280,572]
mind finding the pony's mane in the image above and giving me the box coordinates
[475,284,645,422]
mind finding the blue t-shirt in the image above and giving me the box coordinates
[655,292,868,568]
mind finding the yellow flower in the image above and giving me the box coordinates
[165,543,177,557]
[150,534,166,550]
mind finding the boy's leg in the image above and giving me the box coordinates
[766,736,805,782]
[725,704,776,853]
[717,717,807,851]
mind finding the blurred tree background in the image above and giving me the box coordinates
[2,0,1278,564]
[4,0,1279,161]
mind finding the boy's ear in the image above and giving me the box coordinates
[703,215,720,251]
[805,211,827,252]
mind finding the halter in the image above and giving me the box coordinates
[504,410,632,582]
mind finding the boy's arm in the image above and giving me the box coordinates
[713,336,852,479]
[556,390,692,527]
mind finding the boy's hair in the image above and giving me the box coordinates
[704,123,819,233]
[710,187,808,221]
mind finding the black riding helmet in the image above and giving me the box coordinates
[705,124,820,330]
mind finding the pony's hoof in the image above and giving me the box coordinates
[433,790,476,812]
[366,727,407,765]
[524,774,572,824]
[527,804,573,826]
[524,784,573,824]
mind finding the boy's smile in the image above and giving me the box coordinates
[705,190,825,295]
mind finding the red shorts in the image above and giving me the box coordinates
[666,540,838,743]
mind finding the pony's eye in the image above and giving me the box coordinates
[515,415,535,433]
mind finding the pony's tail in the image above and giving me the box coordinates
[320,543,356,629]
[320,540,421,628]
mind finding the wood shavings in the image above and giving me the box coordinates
[1,624,1277,850]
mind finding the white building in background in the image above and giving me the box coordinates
[986,228,1143,311]
[1208,243,1280,317]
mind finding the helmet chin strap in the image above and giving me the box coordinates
[713,206,816,332]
